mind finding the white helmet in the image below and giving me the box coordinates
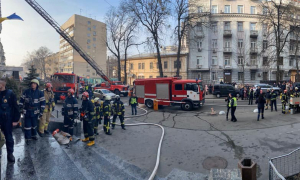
[105,95,111,101]
[94,97,100,103]
[115,95,120,101]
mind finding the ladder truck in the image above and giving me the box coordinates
[25,0,129,96]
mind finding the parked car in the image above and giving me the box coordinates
[294,82,300,89]
[253,84,281,94]
[213,84,240,98]
[93,89,116,100]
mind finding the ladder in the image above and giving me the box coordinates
[25,0,111,83]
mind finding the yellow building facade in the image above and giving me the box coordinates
[121,53,188,85]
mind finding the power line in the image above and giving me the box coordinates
[103,0,113,7]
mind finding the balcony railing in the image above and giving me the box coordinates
[250,48,258,54]
[250,30,258,38]
[223,47,232,53]
[223,30,232,37]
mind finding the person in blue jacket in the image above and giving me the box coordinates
[256,94,266,121]
[19,79,45,145]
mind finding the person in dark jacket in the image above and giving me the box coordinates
[281,90,288,114]
[255,86,261,98]
[229,93,237,122]
[129,93,138,115]
[80,92,95,146]
[256,94,266,121]
[240,88,244,100]
[225,93,231,121]
[0,79,20,162]
[270,89,277,112]
[248,88,254,105]
[265,89,271,110]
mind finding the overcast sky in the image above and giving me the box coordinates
[1,0,121,66]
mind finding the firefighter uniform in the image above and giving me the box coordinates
[112,96,125,130]
[0,89,20,162]
[282,92,288,114]
[103,96,112,135]
[19,80,45,141]
[265,90,271,110]
[39,89,55,134]
[62,95,78,136]
[270,91,277,112]
[93,98,103,135]
[229,96,237,122]
[80,98,95,144]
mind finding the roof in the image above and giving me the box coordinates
[122,52,188,61]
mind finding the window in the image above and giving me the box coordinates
[224,57,230,65]
[263,7,268,15]
[197,56,202,65]
[150,62,153,69]
[212,39,217,48]
[149,76,153,78]
[137,76,145,79]
[93,25,96,30]
[92,73,95,76]
[93,31,96,36]
[88,21,91,25]
[238,39,243,48]
[174,61,181,69]
[87,45,91,49]
[238,72,244,81]
[290,43,295,51]
[238,5,244,13]
[196,22,203,32]
[238,56,244,65]
[212,72,216,80]
[224,5,230,13]
[263,57,268,66]
[68,62,71,67]
[238,22,243,31]
[278,57,283,65]
[88,27,91,31]
[212,5,218,14]
[164,61,168,69]
[142,63,145,69]
[263,24,267,35]
[138,63,141,69]
[225,41,230,48]
[175,84,182,90]
[93,44,96,48]
[263,40,268,50]
[224,22,230,30]
[251,6,256,14]
[251,41,256,49]
[93,38,96,41]
[251,56,257,65]
[198,6,203,13]
[212,56,217,65]
[87,69,90,72]
[250,23,256,30]
[263,72,268,81]
[197,41,202,48]
[212,22,218,33]
[289,58,294,66]
[87,33,91,37]
[251,72,256,80]
[87,39,91,44]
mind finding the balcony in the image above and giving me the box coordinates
[197,65,202,69]
[250,30,258,38]
[223,30,232,37]
[223,47,232,54]
[250,48,258,54]
[250,65,258,69]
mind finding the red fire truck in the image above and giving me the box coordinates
[134,77,205,110]
[51,72,80,103]
[94,81,129,97]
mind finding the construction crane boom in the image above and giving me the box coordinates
[25,0,111,83]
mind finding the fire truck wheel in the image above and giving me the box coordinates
[114,90,120,95]
[181,101,193,111]
[145,100,154,108]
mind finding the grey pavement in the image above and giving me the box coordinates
[1,96,299,179]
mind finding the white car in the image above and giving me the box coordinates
[93,89,116,100]
[253,84,281,94]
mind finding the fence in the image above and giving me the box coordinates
[269,147,300,180]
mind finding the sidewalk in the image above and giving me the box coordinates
[205,94,217,99]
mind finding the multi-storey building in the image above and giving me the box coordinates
[188,0,299,84]
[59,14,106,79]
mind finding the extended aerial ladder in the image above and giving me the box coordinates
[25,0,111,83]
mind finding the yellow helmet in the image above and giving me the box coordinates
[30,79,39,86]
[91,99,94,103]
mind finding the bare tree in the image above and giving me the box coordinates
[125,0,170,77]
[259,0,295,83]
[172,0,210,77]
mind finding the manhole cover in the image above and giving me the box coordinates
[202,156,228,170]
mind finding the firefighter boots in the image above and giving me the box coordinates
[87,141,95,146]
[82,137,89,142]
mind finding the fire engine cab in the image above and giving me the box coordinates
[134,77,205,111]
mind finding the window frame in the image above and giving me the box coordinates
[224,5,231,13]
[237,5,244,14]
[175,84,183,91]
[164,61,168,69]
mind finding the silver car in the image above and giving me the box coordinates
[253,84,281,94]
[94,89,116,100]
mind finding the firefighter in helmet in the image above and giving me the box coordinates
[281,90,288,114]
[38,83,55,137]
[112,95,126,130]
[103,95,112,135]
[80,92,95,146]
[93,97,102,135]
[62,89,78,140]
[19,79,45,145]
